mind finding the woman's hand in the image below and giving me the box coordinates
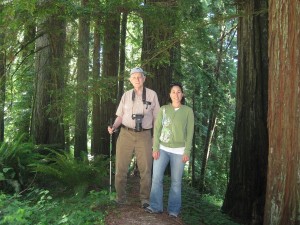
[182,155,189,163]
[153,151,160,160]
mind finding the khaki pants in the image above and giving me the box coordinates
[115,128,153,203]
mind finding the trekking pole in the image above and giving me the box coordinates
[109,118,113,195]
[109,131,112,194]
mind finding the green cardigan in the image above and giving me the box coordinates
[153,104,194,156]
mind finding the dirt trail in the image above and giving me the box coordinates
[105,175,186,225]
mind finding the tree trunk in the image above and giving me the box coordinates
[190,92,196,186]
[74,0,90,158]
[0,7,5,141]
[33,12,66,149]
[198,18,231,192]
[199,113,217,193]
[99,8,120,156]
[221,1,269,224]
[91,16,101,156]
[264,1,300,224]
[118,11,128,102]
[142,0,178,105]
[19,20,36,141]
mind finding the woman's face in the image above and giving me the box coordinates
[170,85,184,104]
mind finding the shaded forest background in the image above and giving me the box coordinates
[0,0,299,225]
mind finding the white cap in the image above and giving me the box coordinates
[130,67,144,75]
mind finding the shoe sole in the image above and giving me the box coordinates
[145,207,162,214]
[168,213,178,218]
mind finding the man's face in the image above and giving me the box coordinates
[129,72,145,89]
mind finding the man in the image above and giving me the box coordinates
[108,67,160,208]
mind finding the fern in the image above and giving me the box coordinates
[31,150,108,195]
[0,134,37,193]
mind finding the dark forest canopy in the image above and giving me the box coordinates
[1,0,237,195]
[0,0,299,224]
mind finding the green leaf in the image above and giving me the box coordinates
[0,172,5,181]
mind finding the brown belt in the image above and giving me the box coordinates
[121,125,151,132]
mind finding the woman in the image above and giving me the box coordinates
[145,82,194,218]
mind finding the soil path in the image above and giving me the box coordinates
[105,175,186,225]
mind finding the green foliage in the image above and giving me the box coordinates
[181,180,241,225]
[31,150,108,196]
[1,1,241,223]
[0,193,33,225]
[0,188,111,225]
[0,135,37,193]
[180,0,237,198]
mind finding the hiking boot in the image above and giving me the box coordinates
[141,200,150,208]
[142,202,150,208]
[168,212,178,218]
[144,206,162,214]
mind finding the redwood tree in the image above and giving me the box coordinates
[99,4,120,156]
[264,0,300,224]
[91,16,101,156]
[142,0,179,105]
[221,1,269,224]
[74,0,90,158]
[32,3,66,148]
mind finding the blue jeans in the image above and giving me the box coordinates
[149,149,185,215]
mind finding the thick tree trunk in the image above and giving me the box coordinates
[74,0,90,158]
[99,8,120,156]
[264,1,300,224]
[221,1,269,224]
[91,17,101,156]
[142,0,178,105]
[48,17,66,146]
[33,13,66,148]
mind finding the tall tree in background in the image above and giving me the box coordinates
[0,4,5,142]
[74,0,90,158]
[118,11,128,102]
[142,0,178,105]
[221,1,269,224]
[91,15,102,156]
[99,3,120,155]
[32,2,66,148]
[264,0,300,224]
[198,12,237,193]
[17,17,36,140]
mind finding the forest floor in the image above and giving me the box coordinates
[104,174,190,225]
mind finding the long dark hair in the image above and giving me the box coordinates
[169,82,185,104]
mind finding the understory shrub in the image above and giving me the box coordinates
[181,178,241,225]
[31,150,109,196]
[0,135,38,193]
[0,189,111,225]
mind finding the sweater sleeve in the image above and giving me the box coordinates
[184,107,195,157]
[153,106,164,151]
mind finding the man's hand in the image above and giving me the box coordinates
[107,126,115,135]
